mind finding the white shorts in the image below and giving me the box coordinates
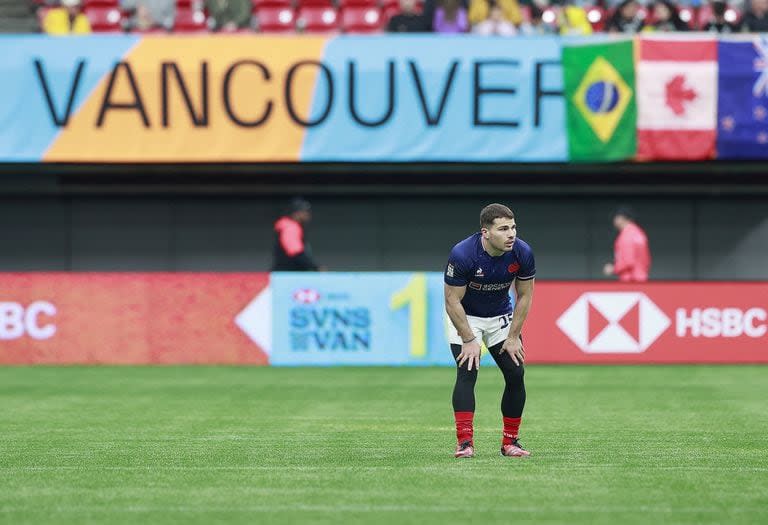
[447,313,514,348]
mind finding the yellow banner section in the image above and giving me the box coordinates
[44,36,327,162]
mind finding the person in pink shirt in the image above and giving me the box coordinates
[272,198,320,271]
[603,207,651,282]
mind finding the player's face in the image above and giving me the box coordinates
[483,218,517,253]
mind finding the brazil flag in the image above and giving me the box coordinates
[563,40,636,162]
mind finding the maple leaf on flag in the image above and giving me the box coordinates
[665,75,697,116]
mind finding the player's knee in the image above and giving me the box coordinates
[502,362,524,383]
[456,365,478,384]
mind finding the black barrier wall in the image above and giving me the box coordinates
[1,195,766,280]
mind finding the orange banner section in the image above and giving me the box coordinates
[44,36,327,162]
[0,273,270,364]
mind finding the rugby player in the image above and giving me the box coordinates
[444,204,535,458]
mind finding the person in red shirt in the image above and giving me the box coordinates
[272,198,320,271]
[603,207,651,282]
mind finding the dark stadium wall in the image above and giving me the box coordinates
[0,196,766,280]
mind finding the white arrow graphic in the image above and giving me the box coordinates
[235,285,272,356]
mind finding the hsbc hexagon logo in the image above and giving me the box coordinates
[292,289,320,304]
[556,292,671,354]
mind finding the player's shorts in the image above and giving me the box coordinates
[447,313,514,348]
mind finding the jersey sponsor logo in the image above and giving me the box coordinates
[446,264,455,278]
[468,281,513,292]
[507,263,520,274]
[292,288,321,304]
[556,292,670,354]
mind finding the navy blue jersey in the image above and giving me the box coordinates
[444,233,536,318]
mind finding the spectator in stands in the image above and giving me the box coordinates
[472,2,518,34]
[468,0,522,28]
[603,206,651,283]
[742,0,768,32]
[519,4,558,34]
[646,0,689,31]
[272,198,321,272]
[206,0,251,31]
[42,0,92,35]
[433,0,469,32]
[387,0,431,32]
[423,0,468,29]
[605,0,645,33]
[703,0,741,33]
[121,0,175,31]
[558,4,593,35]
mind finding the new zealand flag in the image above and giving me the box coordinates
[717,37,768,159]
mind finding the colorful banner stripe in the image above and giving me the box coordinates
[0,35,767,163]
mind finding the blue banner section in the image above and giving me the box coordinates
[717,38,768,159]
[0,35,139,162]
[271,272,509,366]
[301,36,566,162]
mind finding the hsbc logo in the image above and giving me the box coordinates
[292,289,320,304]
[556,292,671,354]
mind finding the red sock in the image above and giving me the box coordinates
[502,417,521,446]
[455,411,474,444]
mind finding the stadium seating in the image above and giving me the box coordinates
[296,5,339,33]
[340,6,384,33]
[255,5,295,33]
[338,0,378,8]
[84,5,124,32]
[30,0,751,36]
[83,0,119,7]
[252,0,291,7]
[678,6,695,29]
[585,6,605,32]
[297,0,335,7]
[174,6,208,32]
[698,5,742,29]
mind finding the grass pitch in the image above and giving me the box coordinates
[1,365,766,524]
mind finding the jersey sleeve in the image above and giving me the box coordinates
[517,244,536,280]
[444,247,472,286]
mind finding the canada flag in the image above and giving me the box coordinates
[636,36,718,160]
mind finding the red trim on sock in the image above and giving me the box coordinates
[455,411,474,444]
[502,417,521,446]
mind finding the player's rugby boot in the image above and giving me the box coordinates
[500,439,530,457]
[454,441,474,458]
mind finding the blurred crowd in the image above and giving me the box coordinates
[29,0,768,35]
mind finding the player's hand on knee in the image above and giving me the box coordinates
[457,339,481,371]
[501,336,525,366]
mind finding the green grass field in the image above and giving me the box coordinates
[1,366,766,524]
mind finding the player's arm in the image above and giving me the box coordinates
[445,283,481,371]
[501,278,535,365]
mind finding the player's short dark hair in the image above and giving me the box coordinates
[480,204,515,229]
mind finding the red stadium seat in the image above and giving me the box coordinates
[255,6,296,32]
[84,5,124,32]
[382,0,423,21]
[519,5,531,24]
[678,6,695,29]
[541,6,559,25]
[251,0,291,8]
[83,0,119,7]
[586,6,605,32]
[174,7,208,32]
[338,0,378,8]
[340,6,383,33]
[297,0,334,7]
[698,5,742,28]
[296,5,339,33]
